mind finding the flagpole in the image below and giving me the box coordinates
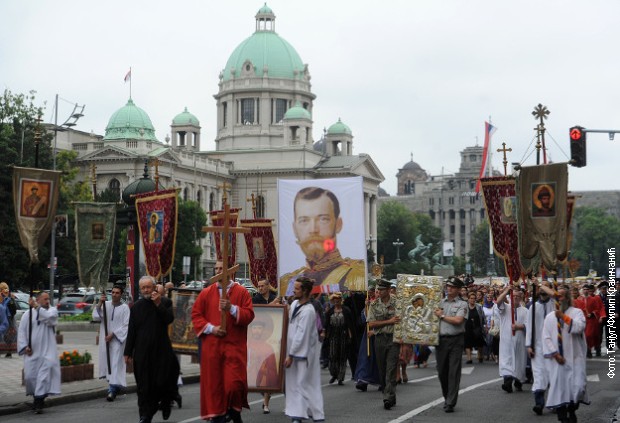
[129,67,132,99]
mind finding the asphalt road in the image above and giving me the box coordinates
[4,353,618,423]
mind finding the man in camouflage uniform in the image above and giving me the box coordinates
[367,279,401,410]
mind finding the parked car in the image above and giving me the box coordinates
[14,300,30,322]
[57,292,111,316]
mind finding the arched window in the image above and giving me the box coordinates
[256,195,265,218]
[196,190,201,206]
[108,178,120,201]
[209,193,215,211]
[183,187,189,201]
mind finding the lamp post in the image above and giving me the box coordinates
[392,238,404,263]
[48,94,85,305]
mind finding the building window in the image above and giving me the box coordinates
[470,180,476,189]
[480,209,485,219]
[449,210,455,219]
[429,210,435,220]
[209,193,215,211]
[108,178,120,201]
[222,102,228,127]
[256,195,265,218]
[448,197,455,205]
[460,209,465,219]
[470,210,476,219]
[450,225,455,234]
[241,98,255,124]
[197,190,201,206]
[183,187,189,201]
[470,196,477,204]
[460,225,466,233]
[429,198,434,206]
[470,154,477,162]
[274,99,287,123]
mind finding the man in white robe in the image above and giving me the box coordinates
[496,285,527,393]
[17,292,61,414]
[285,277,324,423]
[526,281,554,415]
[92,285,130,401]
[543,285,589,423]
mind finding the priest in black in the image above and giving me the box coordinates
[125,276,180,423]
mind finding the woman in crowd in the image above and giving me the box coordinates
[325,292,355,385]
[464,291,486,364]
[0,282,17,358]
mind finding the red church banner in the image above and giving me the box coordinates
[209,208,240,263]
[480,176,522,282]
[135,189,179,279]
[241,218,278,289]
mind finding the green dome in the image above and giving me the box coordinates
[327,118,352,135]
[223,29,304,81]
[104,99,158,141]
[172,107,200,126]
[257,3,273,15]
[283,102,311,120]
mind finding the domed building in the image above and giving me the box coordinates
[396,154,430,195]
[67,4,383,279]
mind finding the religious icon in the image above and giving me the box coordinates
[20,180,51,218]
[91,222,105,240]
[247,305,287,393]
[169,288,201,354]
[531,183,556,217]
[500,196,517,224]
[252,237,265,259]
[148,211,164,244]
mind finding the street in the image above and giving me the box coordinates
[3,351,618,423]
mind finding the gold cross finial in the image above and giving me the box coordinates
[218,181,232,206]
[496,142,513,176]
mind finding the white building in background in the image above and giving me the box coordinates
[56,5,384,279]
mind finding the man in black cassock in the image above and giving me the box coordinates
[124,276,180,423]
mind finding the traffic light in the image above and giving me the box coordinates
[569,126,586,167]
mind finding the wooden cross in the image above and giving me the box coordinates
[90,163,97,199]
[218,181,233,207]
[201,202,250,333]
[150,157,160,191]
[496,142,513,176]
[246,193,257,219]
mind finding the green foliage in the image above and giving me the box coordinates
[377,201,441,265]
[172,198,207,282]
[571,207,620,276]
[469,221,490,275]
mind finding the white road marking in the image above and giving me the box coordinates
[387,377,503,423]
[586,374,600,382]
[461,366,474,375]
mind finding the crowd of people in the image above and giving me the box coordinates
[2,270,615,423]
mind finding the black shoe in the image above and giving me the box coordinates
[355,382,368,392]
[533,405,543,415]
[514,380,523,391]
[174,394,182,409]
[138,417,151,423]
[444,405,455,413]
[227,409,243,423]
[5,353,12,358]
[161,404,171,420]
[383,400,393,410]
[465,360,473,364]
[106,392,116,402]
[586,351,592,358]
[501,382,513,393]
[338,379,344,385]
[329,376,336,384]
[33,398,44,414]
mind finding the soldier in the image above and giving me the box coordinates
[367,279,400,410]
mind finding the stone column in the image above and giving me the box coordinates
[364,193,370,241]
[370,194,378,256]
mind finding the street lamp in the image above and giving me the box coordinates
[49,94,85,305]
[392,238,404,263]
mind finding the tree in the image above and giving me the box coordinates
[570,207,620,276]
[172,199,207,283]
[469,221,490,275]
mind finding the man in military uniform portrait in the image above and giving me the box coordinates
[532,183,555,217]
[279,186,365,294]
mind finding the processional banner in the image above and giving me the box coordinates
[168,288,201,355]
[12,166,61,263]
[135,188,178,279]
[480,176,522,282]
[393,274,443,346]
[517,163,568,273]
[240,218,278,289]
[74,202,117,290]
[209,208,240,263]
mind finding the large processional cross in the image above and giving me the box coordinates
[201,199,249,333]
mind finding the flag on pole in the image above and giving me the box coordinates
[476,121,497,193]
[124,69,131,82]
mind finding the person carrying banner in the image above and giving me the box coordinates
[93,285,130,402]
[496,285,528,393]
[191,260,254,423]
[543,285,589,422]
[284,276,325,423]
[124,276,180,423]
[367,278,400,410]
[434,277,467,413]
[17,292,61,414]
[280,186,365,294]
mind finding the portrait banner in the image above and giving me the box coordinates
[277,177,367,296]
[247,305,288,393]
[393,274,443,346]
[209,208,240,263]
[74,202,117,291]
[240,218,278,289]
[517,163,568,273]
[12,166,62,263]
[135,188,179,279]
[480,176,522,282]
[169,288,201,355]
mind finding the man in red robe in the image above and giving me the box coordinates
[191,261,255,423]
[579,284,606,357]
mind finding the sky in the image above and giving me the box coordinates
[2,0,619,195]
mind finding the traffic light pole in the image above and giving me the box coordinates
[580,128,620,141]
